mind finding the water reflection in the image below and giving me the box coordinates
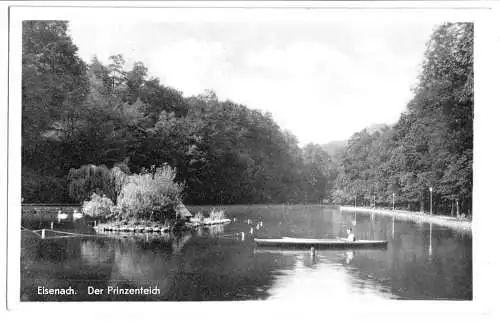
[21,205,472,301]
[207,224,225,236]
[392,216,395,239]
[172,233,192,254]
[345,251,354,264]
[80,240,114,266]
[428,223,433,262]
[261,249,394,301]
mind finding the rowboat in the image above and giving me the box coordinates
[253,237,388,249]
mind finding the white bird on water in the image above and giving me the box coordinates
[73,209,84,220]
[57,210,68,222]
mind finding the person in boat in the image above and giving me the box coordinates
[346,228,356,242]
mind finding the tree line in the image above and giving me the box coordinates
[22,21,473,217]
[21,20,335,205]
[331,23,473,216]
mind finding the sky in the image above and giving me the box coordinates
[68,19,437,145]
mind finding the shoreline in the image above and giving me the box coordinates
[339,206,472,232]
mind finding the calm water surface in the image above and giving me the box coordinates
[21,205,472,301]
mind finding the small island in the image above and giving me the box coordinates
[71,163,230,233]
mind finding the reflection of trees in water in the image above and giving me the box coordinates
[263,210,471,300]
[72,234,280,300]
[80,239,115,266]
[207,224,225,236]
[21,234,116,301]
[172,233,192,254]
[191,224,231,238]
[342,223,472,300]
[428,223,433,262]
[192,224,227,238]
[164,238,283,300]
[22,232,83,263]
[71,232,279,300]
[80,235,180,300]
[21,231,197,300]
[21,206,473,301]
[392,216,395,239]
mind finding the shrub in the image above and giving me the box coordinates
[192,212,204,222]
[116,163,184,222]
[209,209,226,220]
[82,193,115,219]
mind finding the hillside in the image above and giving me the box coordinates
[365,123,389,135]
[321,140,347,157]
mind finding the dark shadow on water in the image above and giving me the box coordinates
[21,225,283,301]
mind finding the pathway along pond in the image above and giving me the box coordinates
[20,205,472,301]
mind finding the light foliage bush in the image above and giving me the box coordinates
[117,163,184,221]
[209,209,226,220]
[82,193,115,218]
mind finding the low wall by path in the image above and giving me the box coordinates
[339,206,472,232]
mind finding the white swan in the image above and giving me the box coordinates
[57,210,68,222]
[73,209,84,220]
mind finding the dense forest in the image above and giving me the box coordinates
[22,21,473,216]
[331,23,473,216]
[21,21,335,205]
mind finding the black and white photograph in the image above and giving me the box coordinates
[3,1,499,318]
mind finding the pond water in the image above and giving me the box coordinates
[20,205,472,301]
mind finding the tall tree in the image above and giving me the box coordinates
[22,21,89,147]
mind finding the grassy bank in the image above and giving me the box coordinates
[339,206,472,232]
